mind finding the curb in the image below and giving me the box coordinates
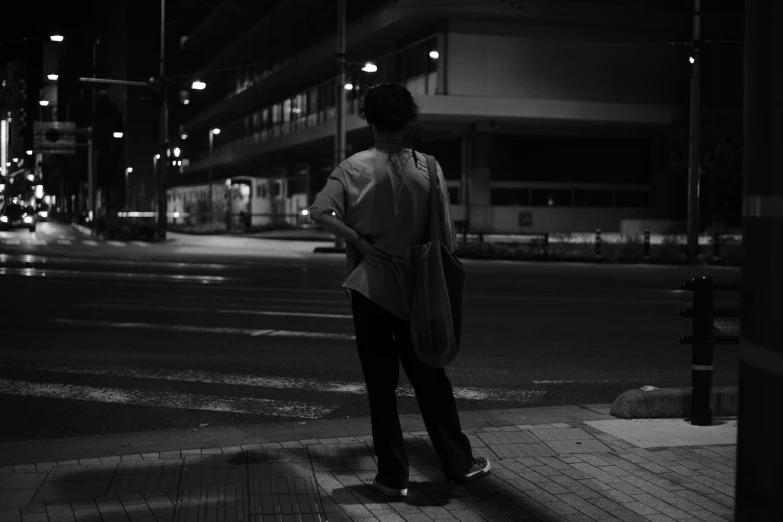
[70,223,94,236]
[610,386,738,419]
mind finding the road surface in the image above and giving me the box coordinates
[0,223,740,442]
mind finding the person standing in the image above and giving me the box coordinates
[309,83,490,497]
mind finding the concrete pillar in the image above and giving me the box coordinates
[468,131,492,233]
[735,0,783,519]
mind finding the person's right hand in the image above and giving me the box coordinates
[357,237,391,265]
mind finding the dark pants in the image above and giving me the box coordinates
[350,290,474,488]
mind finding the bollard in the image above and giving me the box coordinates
[595,228,602,257]
[644,228,651,257]
[690,277,715,426]
[712,231,721,259]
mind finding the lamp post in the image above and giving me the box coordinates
[125,167,133,209]
[208,128,220,221]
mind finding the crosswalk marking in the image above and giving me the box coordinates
[0,364,546,404]
[76,303,352,319]
[0,238,153,247]
[0,379,339,419]
[49,318,356,340]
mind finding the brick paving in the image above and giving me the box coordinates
[0,421,736,521]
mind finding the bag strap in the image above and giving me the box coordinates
[425,154,441,243]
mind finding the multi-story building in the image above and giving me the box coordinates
[171,0,694,234]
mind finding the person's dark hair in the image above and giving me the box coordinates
[359,83,420,133]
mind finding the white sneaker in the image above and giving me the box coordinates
[373,479,408,497]
[458,457,491,483]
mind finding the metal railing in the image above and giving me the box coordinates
[678,276,740,426]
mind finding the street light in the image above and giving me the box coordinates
[26,150,32,156]
[429,50,439,59]
[173,147,181,157]
[113,132,123,138]
[191,81,206,90]
[126,167,133,173]
[50,35,64,42]
[47,74,58,81]
[39,100,49,106]
[208,128,220,219]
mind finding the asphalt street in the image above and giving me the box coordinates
[0,223,740,443]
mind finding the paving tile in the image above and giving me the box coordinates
[547,440,614,454]
[0,473,48,490]
[574,503,622,521]
[0,508,21,522]
[46,504,73,518]
[141,453,160,460]
[11,466,35,473]
[645,515,678,522]
[478,431,539,445]
[531,429,596,441]
[493,443,557,458]
[19,514,48,522]
[599,488,634,504]
[1,490,38,509]
[633,493,694,520]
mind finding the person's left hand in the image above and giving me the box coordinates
[356,237,390,265]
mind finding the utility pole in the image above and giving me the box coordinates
[89,40,97,236]
[157,0,169,240]
[333,0,346,250]
[734,0,783,519]
[686,0,702,262]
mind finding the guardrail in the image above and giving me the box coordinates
[678,276,740,426]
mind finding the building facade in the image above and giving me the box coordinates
[172,0,692,234]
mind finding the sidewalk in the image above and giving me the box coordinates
[0,406,737,522]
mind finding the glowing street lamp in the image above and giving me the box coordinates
[39,100,49,107]
[47,74,59,81]
[173,147,181,158]
[26,150,33,156]
[361,62,377,73]
[429,50,440,59]
[50,35,64,42]
[191,80,206,90]
[113,132,123,138]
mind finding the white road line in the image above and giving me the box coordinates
[4,239,21,245]
[49,318,356,340]
[533,379,635,384]
[130,241,151,247]
[0,267,240,283]
[107,241,126,247]
[0,379,338,419]
[83,240,98,246]
[31,239,47,245]
[57,240,72,245]
[0,364,546,403]
[76,303,352,319]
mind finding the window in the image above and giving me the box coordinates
[531,189,572,206]
[615,190,649,207]
[308,87,318,114]
[574,190,614,207]
[447,187,462,205]
[490,188,531,206]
